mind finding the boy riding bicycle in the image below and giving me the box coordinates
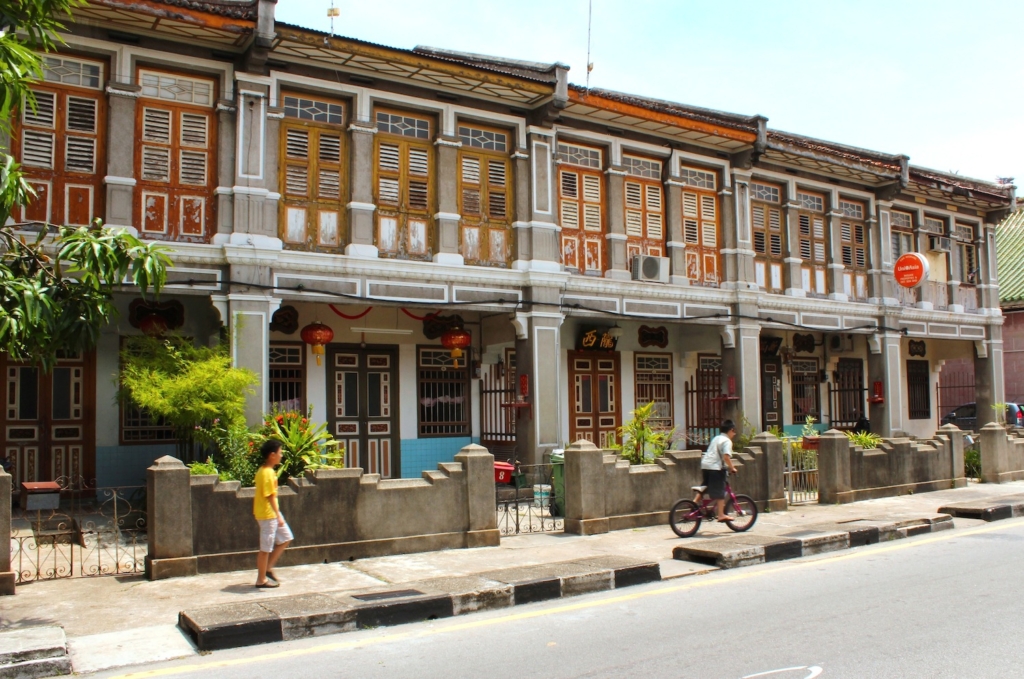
[695,420,738,522]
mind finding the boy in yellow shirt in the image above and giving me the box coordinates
[254,439,293,588]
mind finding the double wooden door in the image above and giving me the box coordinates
[761,352,783,429]
[2,352,95,485]
[327,345,399,478]
[568,351,621,448]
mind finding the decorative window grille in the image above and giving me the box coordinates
[921,216,944,234]
[558,142,604,274]
[417,347,471,437]
[839,200,868,300]
[634,353,673,429]
[907,360,931,420]
[135,69,215,242]
[952,223,975,242]
[791,358,820,424]
[119,337,175,444]
[751,181,784,292]
[678,166,716,190]
[269,343,305,412]
[796,191,828,296]
[458,125,507,151]
[681,166,719,287]
[458,124,512,266]
[281,93,346,249]
[556,142,601,168]
[623,154,664,260]
[375,108,433,259]
[956,242,978,285]
[891,211,913,230]
[13,54,105,227]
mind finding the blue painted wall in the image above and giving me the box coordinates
[399,437,480,478]
[95,444,175,487]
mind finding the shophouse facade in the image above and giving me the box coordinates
[0,0,1015,488]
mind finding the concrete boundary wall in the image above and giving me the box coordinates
[0,470,13,595]
[818,425,966,504]
[979,423,1024,483]
[563,434,786,536]
[146,444,498,579]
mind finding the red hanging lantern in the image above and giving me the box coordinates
[300,322,334,365]
[440,326,471,368]
[139,313,168,337]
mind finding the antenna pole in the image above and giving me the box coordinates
[585,0,593,91]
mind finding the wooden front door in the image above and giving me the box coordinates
[569,350,621,448]
[2,352,95,485]
[328,345,399,478]
[761,352,783,430]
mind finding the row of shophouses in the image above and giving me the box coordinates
[0,0,1016,487]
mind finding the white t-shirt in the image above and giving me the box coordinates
[701,434,733,470]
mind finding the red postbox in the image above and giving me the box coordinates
[493,461,515,485]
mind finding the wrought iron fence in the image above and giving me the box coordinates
[784,438,818,505]
[10,477,147,584]
[495,463,563,536]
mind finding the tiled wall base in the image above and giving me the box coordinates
[399,437,480,478]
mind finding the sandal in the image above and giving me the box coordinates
[255,580,280,589]
[716,516,735,522]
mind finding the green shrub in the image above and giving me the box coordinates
[201,422,261,486]
[844,430,883,450]
[257,405,342,480]
[618,401,674,464]
[188,457,218,476]
[964,446,982,479]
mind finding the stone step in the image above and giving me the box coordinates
[178,556,661,651]
[0,627,71,679]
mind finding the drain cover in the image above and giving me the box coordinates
[352,589,425,602]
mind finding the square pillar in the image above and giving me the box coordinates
[604,166,629,279]
[228,292,280,425]
[784,192,804,297]
[563,439,608,535]
[721,307,761,431]
[216,99,237,235]
[512,130,560,273]
[145,456,197,579]
[867,327,903,437]
[0,469,13,594]
[975,324,1005,427]
[346,122,378,258]
[433,137,463,265]
[104,82,140,232]
[826,198,847,301]
[664,179,688,285]
[730,171,757,290]
[514,287,563,465]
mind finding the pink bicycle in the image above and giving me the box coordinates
[669,475,758,538]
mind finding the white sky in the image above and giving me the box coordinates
[276,0,1023,189]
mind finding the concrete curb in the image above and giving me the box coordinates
[938,496,1024,522]
[673,514,954,569]
[178,556,661,651]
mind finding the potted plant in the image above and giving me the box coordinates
[800,415,820,451]
[617,402,675,464]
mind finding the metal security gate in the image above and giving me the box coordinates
[828,358,866,429]
[684,355,722,449]
[495,463,563,535]
[936,371,974,428]
[10,478,147,584]
[479,357,516,463]
[784,439,818,505]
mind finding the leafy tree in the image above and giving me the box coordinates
[119,335,258,460]
[0,0,169,369]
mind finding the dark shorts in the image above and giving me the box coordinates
[702,469,727,500]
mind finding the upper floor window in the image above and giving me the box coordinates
[135,69,216,243]
[751,181,784,292]
[796,191,827,296]
[14,54,105,227]
[458,124,512,266]
[623,155,663,260]
[557,142,604,274]
[922,216,944,234]
[891,210,914,258]
[838,199,867,300]
[953,223,977,285]
[280,93,346,250]
[374,108,433,259]
[679,165,719,287]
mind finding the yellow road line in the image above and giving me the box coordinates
[110,517,1023,679]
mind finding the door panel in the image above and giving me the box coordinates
[2,352,95,485]
[761,353,783,428]
[568,351,621,448]
[328,346,399,478]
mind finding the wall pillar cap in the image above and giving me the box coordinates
[820,429,847,438]
[150,456,186,470]
[566,440,600,452]
[938,423,962,431]
[981,422,1006,432]
[751,432,780,443]
[455,443,492,457]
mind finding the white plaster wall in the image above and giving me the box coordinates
[399,343,418,440]
[899,337,975,439]
[94,331,121,448]
[306,342,327,427]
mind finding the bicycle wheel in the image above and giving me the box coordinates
[724,495,758,532]
[669,499,702,538]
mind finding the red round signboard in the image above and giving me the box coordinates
[894,252,929,288]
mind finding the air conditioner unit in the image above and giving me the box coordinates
[827,333,854,353]
[928,236,951,253]
[631,255,670,283]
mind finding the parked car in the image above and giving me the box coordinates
[941,402,1024,430]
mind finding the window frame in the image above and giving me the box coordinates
[634,352,673,430]
[416,345,472,438]
[838,199,868,300]
[796,190,828,296]
[622,154,665,261]
[373,106,435,260]
[457,122,513,267]
[679,164,720,287]
[907,359,931,420]
[557,141,606,275]
[134,66,218,243]
[268,341,306,413]
[279,91,348,251]
[13,52,107,228]
[750,181,785,292]
[891,210,914,259]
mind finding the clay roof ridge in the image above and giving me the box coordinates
[909,164,1013,194]
[767,129,905,170]
[148,0,257,20]
[569,85,762,132]
[413,45,565,80]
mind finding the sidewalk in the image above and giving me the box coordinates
[3,480,1024,675]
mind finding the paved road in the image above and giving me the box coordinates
[97,518,1024,679]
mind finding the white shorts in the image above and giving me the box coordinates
[257,517,294,552]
